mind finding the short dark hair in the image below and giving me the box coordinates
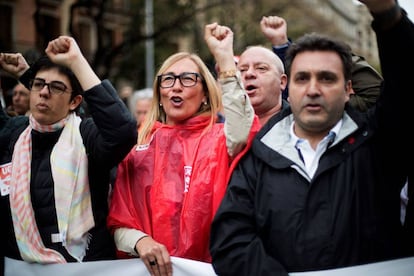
[30,55,84,101]
[285,32,353,82]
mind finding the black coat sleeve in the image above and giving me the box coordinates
[80,79,137,168]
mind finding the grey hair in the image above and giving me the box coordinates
[128,87,153,113]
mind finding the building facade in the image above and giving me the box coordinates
[0,0,132,107]
[0,0,379,110]
[309,0,379,65]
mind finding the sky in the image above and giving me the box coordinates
[399,0,414,21]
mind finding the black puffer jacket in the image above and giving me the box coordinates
[0,80,137,265]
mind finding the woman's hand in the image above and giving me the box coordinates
[136,236,173,276]
[0,53,30,78]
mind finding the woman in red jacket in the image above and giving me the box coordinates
[107,23,260,276]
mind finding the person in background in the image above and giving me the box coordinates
[260,14,383,112]
[214,43,287,128]
[236,45,287,126]
[209,1,412,275]
[107,23,259,276]
[0,36,137,269]
[129,88,153,131]
[5,82,30,116]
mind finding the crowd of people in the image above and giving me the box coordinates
[0,0,412,275]
[4,82,31,117]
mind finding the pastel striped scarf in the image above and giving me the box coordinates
[10,112,94,263]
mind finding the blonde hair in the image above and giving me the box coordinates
[138,52,222,145]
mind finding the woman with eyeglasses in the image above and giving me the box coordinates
[0,36,137,268]
[107,23,260,276]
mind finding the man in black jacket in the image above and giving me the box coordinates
[0,36,137,272]
[210,1,413,275]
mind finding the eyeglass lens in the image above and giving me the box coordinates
[30,78,68,94]
[159,72,200,88]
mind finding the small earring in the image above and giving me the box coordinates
[159,103,163,107]
[203,101,207,105]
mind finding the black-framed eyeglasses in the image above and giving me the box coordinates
[157,72,203,88]
[29,78,71,95]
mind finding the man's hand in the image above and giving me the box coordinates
[204,22,237,74]
[260,16,288,46]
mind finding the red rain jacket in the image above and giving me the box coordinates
[107,115,259,262]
